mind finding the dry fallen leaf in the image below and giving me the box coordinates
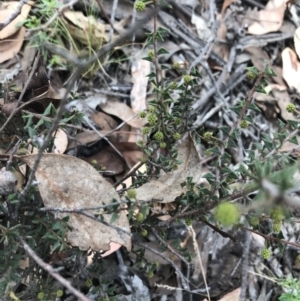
[63,10,108,46]
[0,1,33,39]
[247,0,286,35]
[136,136,202,203]
[0,27,26,64]
[0,170,16,195]
[53,128,68,154]
[81,149,126,175]
[90,111,119,130]
[282,47,300,92]
[20,154,131,252]
[294,26,300,59]
[130,59,150,113]
[221,0,237,15]
[100,98,146,128]
[213,14,229,61]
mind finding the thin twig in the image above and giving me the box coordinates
[109,0,119,41]
[18,67,82,200]
[242,226,300,250]
[187,225,210,301]
[151,227,190,266]
[134,241,190,290]
[20,238,90,301]
[95,0,118,35]
[239,230,251,301]
[0,53,41,133]
[0,0,32,31]
[6,139,22,171]
[26,0,80,37]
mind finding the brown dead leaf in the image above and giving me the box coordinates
[221,0,237,15]
[90,111,119,130]
[0,170,16,195]
[0,1,33,39]
[294,26,300,59]
[130,59,150,113]
[100,98,146,128]
[136,136,202,203]
[279,140,300,156]
[63,10,109,46]
[213,15,229,61]
[282,47,300,92]
[219,288,241,301]
[67,126,133,151]
[53,128,68,154]
[12,170,24,192]
[81,149,126,175]
[1,101,18,116]
[0,27,26,64]
[24,83,61,112]
[247,0,286,35]
[20,154,131,252]
[106,142,143,169]
[272,88,295,121]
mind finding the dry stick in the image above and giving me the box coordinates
[241,226,300,250]
[20,238,90,301]
[22,109,84,130]
[266,127,300,159]
[19,10,155,200]
[6,139,22,171]
[151,227,191,301]
[18,68,82,200]
[26,0,79,37]
[95,0,118,35]
[79,211,131,237]
[134,241,190,290]
[0,0,32,30]
[39,197,154,213]
[223,71,264,146]
[109,0,119,41]
[83,117,124,159]
[113,161,144,188]
[187,225,211,301]
[0,53,41,133]
[239,230,251,301]
[79,8,154,70]
[151,227,190,267]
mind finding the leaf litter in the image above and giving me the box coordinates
[2,0,300,299]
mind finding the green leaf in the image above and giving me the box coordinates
[44,103,53,116]
[157,47,169,55]
[142,56,154,62]
[33,118,44,130]
[219,126,230,135]
[262,136,274,151]
[28,127,36,138]
[286,119,299,130]
[51,240,61,253]
[243,115,253,123]
[229,104,242,115]
[289,136,298,145]
[264,66,277,77]
[221,152,231,164]
[190,67,202,78]
[208,146,221,155]
[110,212,119,224]
[227,138,237,148]
[202,173,216,185]
[160,64,169,70]
[255,84,267,94]
[146,71,156,78]
[248,103,261,112]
